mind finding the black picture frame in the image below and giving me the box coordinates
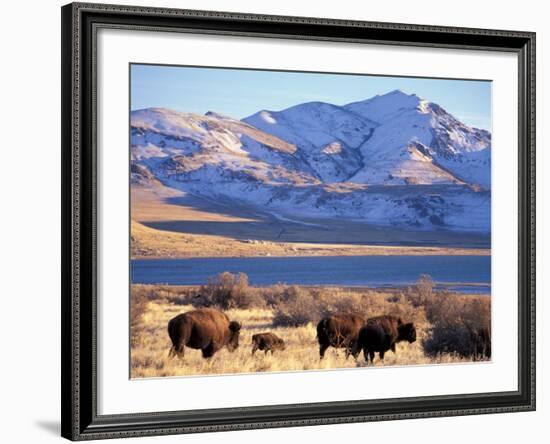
[61,2,536,440]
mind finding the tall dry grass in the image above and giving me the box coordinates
[130,273,490,378]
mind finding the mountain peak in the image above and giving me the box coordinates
[344,90,422,123]
[243,100,378,158]
[287,100,339,110]
[376,89,421,101]
[386,88,410,96]
[204,110,234,120]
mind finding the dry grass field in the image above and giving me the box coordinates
[130,276,490,378]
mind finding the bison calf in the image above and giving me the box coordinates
[353,315,416,364]
[251,332,286,355]
[168,308,241,359]
[316,314,365,359]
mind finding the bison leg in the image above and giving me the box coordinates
[390,343,396,353]
[319,343,329,359]
[201,343,216,359]
[368,350,375,364]
[169,344,184,359]
[379,350,386,361]
[251,343,258,355]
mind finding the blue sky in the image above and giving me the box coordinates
[131,64,492,130]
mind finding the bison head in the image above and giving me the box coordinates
[227,321,241,352]
[398,322,417,343]
[346,337,360,359]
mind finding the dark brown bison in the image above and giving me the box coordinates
[167,308,241,359]
[316,314,365,359]
[251,332,286,355]
[353,315,416,364]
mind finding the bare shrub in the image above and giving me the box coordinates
[406,274,435,307]
[423,292,491,360]
[196,272,265,309]
[271,286,420,328]
[322,288,411,321]
[272,286,321,327]
[317,289,377,318]
[401,275,491,359]
[262,283,290,307]
[130,286,155,346]
[150,285,196,305]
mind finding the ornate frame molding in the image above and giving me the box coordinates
[61,2,535,440]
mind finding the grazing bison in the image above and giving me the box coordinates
[167,308,241,359]
[353,315,416,364]
[316,314,365,359]
[251,332,286,355]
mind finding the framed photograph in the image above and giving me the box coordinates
[61,2,536,440]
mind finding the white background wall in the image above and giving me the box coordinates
[0,0,546,442]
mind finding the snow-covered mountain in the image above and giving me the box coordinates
[131,107,318,186]
[244,102,377,182]
[130,90,491,232]
[343,90,491,187]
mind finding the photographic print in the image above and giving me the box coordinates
[129,64,492,378]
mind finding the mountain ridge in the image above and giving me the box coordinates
[130,90,491,232]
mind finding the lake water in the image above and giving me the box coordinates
[131,255,490,294]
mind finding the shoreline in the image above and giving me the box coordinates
[131,245,491,260]
[131,282,491,297]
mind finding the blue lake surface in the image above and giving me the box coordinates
[131,255,491,294]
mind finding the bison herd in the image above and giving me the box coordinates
[168,309,418,365]
[316,313,416,363]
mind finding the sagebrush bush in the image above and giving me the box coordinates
[131,284,196,306]
[272,286,321,327]
[271,286,421,328]
[130,286,156,346]
[423,291,491,359]
[195,272,265,309]
[399,275,492,359]
[406,274,435,307]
